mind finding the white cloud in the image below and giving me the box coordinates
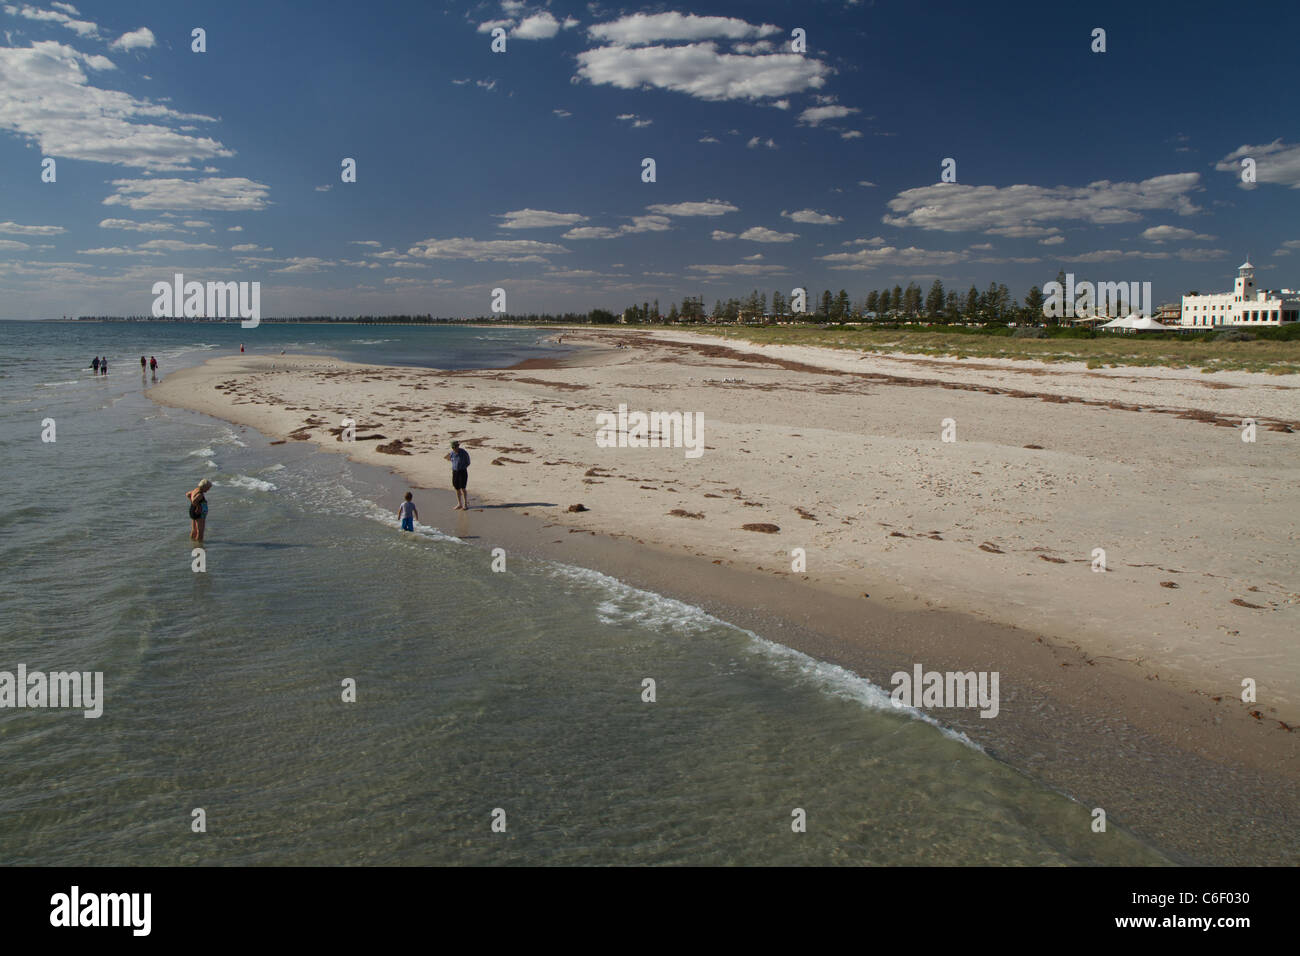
[1215,140,1300,189]
[0,40,232,170]
[1039,235,1066,245]
[733,40,775,54]
[315,185,332,192]
[687,262,788,276]
[407,237,570,263]
[349,240,382,247]
[699,135,720,143]
[562,214,670,240]
[1057,249,1171,263]
[738,226,797,243]
[514,12,561,39]
[742,253,763,261]
[857,180,876,187]
[1141,225,1214,242]
[182,219,210,228]
[226,225,243,232]
[783,209,842,224]
[884,174,1203,233]
[575,43,829,103]
[4,3,99,38]
[110,27,155,51]
[840,130,863,140]
[136,239,218,251]
[231,243,271,252]
[496,208,588,229]
[710,230,735,240]
[0,220,65,235]
[77,246,159,255]
[616,113,653,127]
[272,257,335,274]
[97,218,175,231]
[646,199,738,217]
[553,108,571,117]
[588,13,780,45]
[102,177,271,211]
[818,245,969,270]
[798,104,859,126]
[477,19,513,34]
[746,136,776,149]
[0,238,30,250]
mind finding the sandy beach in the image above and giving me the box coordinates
[151,327,1300,864]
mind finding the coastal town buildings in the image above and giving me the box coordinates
[1180,261,1300,328]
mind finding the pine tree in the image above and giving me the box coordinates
[772,289,785,316]
[926,279,946,318]
[965,285,980,320]
[866,290,879,315]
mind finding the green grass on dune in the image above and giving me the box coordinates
[663,323,1300,374]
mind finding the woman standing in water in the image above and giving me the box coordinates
[186,479,212,543]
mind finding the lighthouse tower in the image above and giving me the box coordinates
[1234,260,1255,302]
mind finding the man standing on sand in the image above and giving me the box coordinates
[446,440,470,510]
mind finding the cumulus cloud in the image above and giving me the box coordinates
[798,104,859,125]
[1141,225,1214,242]
[0,221,65,235]
[272,257,336,273]
[616,112,653,127]
[406,237,569,263]
[884,174,1203,233]
[496,208,588,230]
[818,245,969,270]
[782,209,842,224]
[575,43,828,103]
[4,2,99,37]
[553,108,571,117]
[563,215,670,240]
[0,238,30,250]
[737,226,797,242]
[1215,140,1300,189]
[0,41,234,170]
[746,135,776,149]
[136,239,217,251]
[840,130,863,140]
[182,219,210,228]
[687,262,788,276]
[588,13,780,45]
[710,230,735,240]
[646,199,738,217]
[110,27,155,51]
[102,177,271,211]
[514,12,561,39]
[1039,235,1066,245]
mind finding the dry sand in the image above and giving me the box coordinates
[151,326,1300,864]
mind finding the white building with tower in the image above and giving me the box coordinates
[1180,260,1300,328]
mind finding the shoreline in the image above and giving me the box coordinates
[149,329,1299,865]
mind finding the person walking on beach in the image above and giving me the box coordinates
[187,478,212,543]
[91,356,100,374]
[446,441,470,510]
[149,356,158,377]
[397,492,418,531]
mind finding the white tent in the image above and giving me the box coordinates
[1098,314,1178,331]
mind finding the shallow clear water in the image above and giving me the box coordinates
[0,320,1171,864]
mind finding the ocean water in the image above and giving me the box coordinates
[0,320,1171,865]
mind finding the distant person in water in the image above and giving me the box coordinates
[446,441,470,510]
[100,357,108,375]
[150,356,158,376]
[91,356,100,373]
[397,491,418,531]
[187,478,212,543]
[140,355,147,372]
[240,343,244,353]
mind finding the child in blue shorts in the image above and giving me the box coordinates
[397,491,418,532]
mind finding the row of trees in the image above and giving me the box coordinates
[626,278,1065,325]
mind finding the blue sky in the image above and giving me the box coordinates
[2,0,1299,319]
